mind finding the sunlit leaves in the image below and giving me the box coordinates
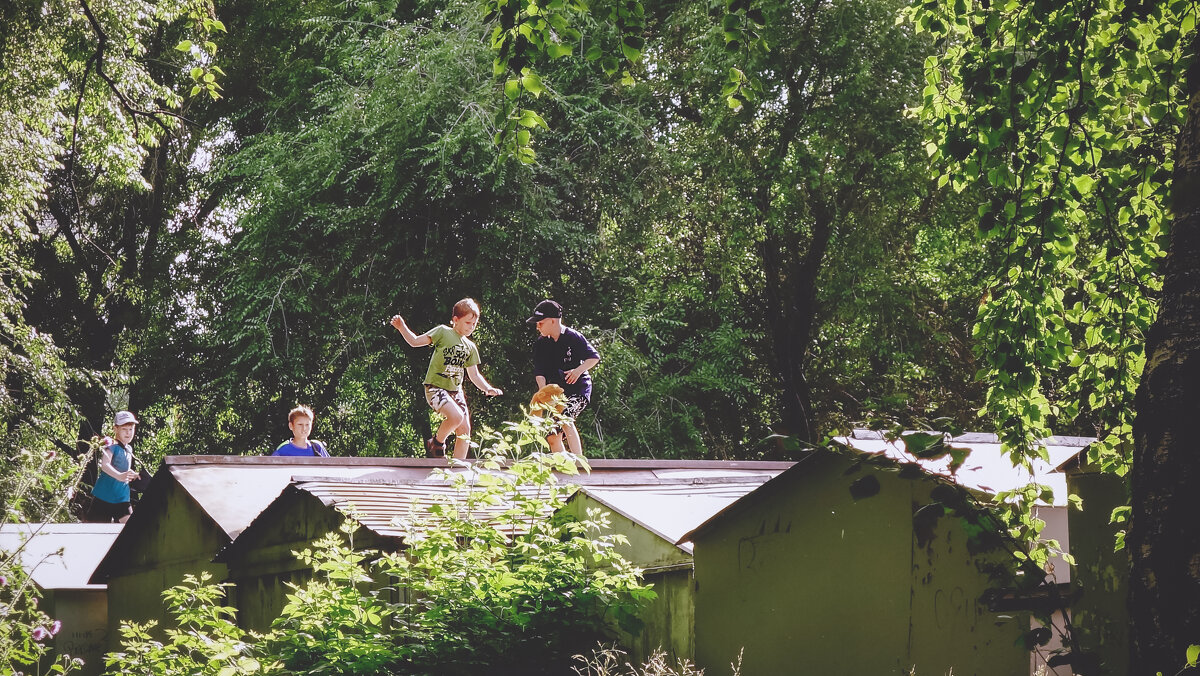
[485,0,589,160]
[483,0,771,160]
[0,0,225,525]
[909,0,1196,483]
[180,17,228,99]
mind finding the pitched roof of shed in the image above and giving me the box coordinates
[166,456,794,539]
[96,455,794,579]
[571,479,775,554]
[1,523,122,590]
[218,477,560,561]
[218,462,790,560]
[678,432,1095,546]
[839,429,1092,507]
[167,458,445,540]
[219,468,782,564]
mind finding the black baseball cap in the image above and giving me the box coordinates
[526,299,563,325]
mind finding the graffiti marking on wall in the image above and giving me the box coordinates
[737,515,792,571]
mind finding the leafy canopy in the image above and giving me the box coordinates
[909,0,1195,476]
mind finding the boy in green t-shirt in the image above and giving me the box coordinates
[391,298,502,458]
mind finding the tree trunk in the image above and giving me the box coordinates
[761,201,836,443]
[1129,37,1200,676]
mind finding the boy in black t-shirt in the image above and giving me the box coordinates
[527,300,600,457]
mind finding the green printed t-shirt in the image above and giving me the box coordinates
[423,324,480,391]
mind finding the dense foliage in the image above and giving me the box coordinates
[911,0,1193,472]
[114,0,988,462]
[0,0,996,466]
[1,0,220,671]
[910,0,1199,672]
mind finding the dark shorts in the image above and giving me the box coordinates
[562,393,589,419]
[549,394,589,436]
[87,497,131,523]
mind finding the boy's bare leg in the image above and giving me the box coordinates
[546,433,567,454]
[434,416,460,444]
[448,436,469,459]
[562,421,584,457]
[430,401,465,456]
[449,417,472,460]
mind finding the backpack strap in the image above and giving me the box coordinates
[312,440,327,457]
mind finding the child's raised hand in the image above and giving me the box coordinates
[389,315,406,330]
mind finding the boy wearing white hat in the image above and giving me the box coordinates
[87,410,140,523]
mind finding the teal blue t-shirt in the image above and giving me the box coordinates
[92,443,131,504]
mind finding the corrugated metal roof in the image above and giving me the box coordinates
[170,463,446,539]
[575,480,775,554]
[289,478,560,539]
[219,462,791,560]
[95,456,797,581]
[0,524,122,590]
[838,430,1093,507]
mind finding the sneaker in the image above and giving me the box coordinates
[425,437,445,458]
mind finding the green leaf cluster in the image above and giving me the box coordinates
[909,0,1195,472]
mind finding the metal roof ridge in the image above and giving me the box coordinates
[164,455,453,467]
[288,475,455,485]
[581,476,774,489]
[162,455,797,469]
[288,475,776,488]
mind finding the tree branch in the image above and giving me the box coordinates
[77,0,187,136]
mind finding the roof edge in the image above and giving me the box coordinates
[163,455,797,470]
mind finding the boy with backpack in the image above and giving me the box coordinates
[271,405,330,457]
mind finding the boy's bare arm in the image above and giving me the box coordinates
[98,447,138,482]
[467,364,502,396]
[390,315,432,347]
[565,357,600,384]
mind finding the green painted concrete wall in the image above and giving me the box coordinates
[221,491,395,633]
[104,480,229,650]
[629,568,694,665]
[562,494,695,664]
[1066,465,1129,675]
[692,451,1027,676]
[43,589,107,676]
[224,491,347,632]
